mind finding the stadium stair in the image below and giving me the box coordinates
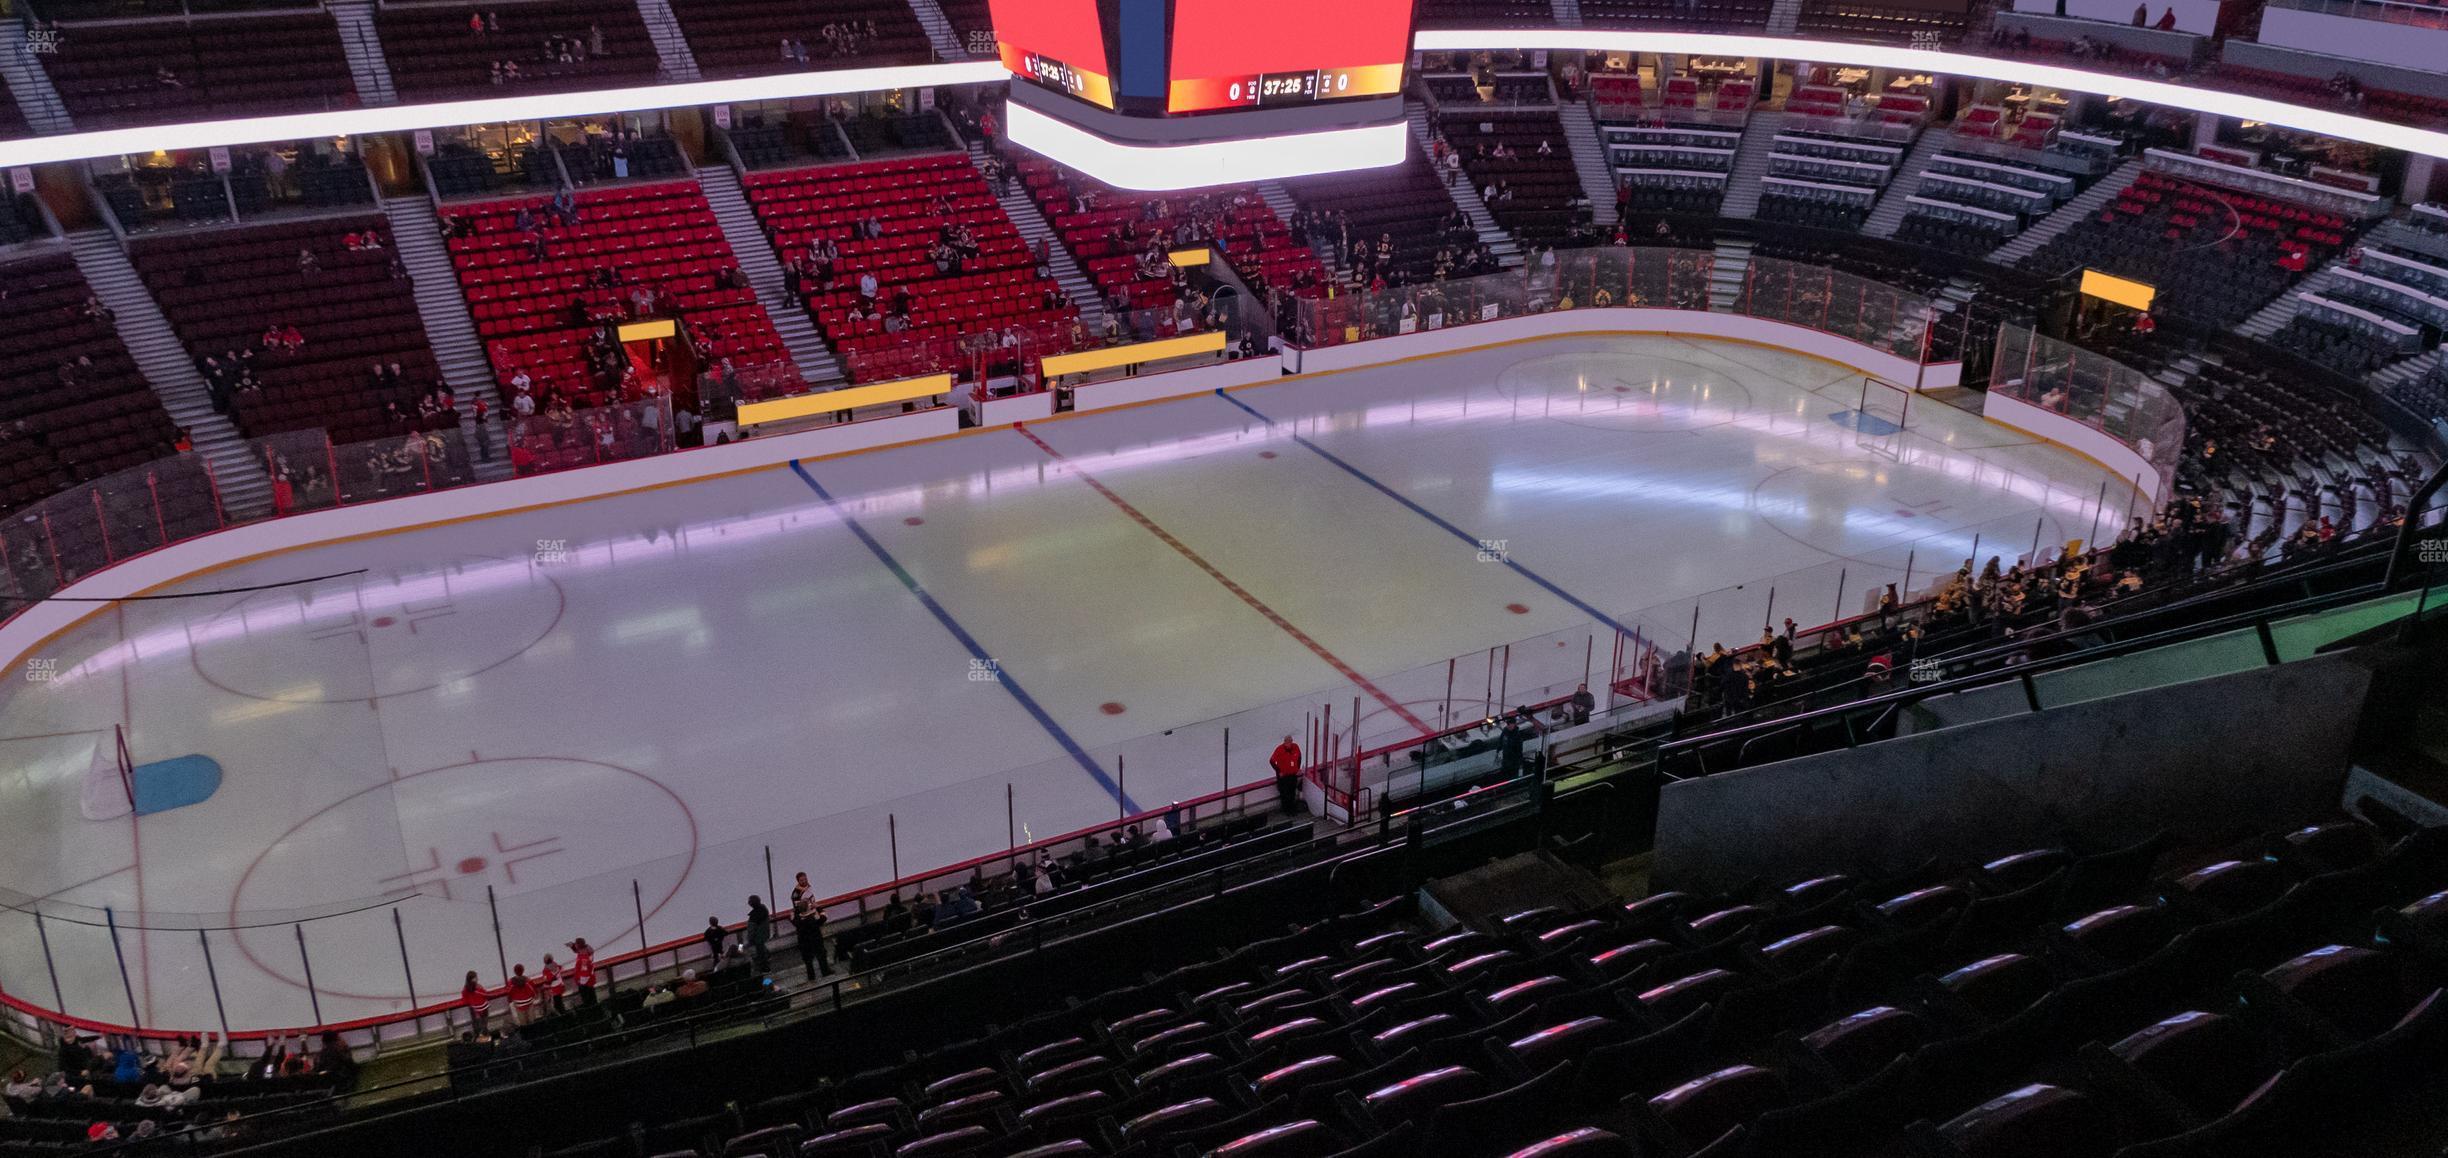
[971,142,1110,331]
[632,0,702,82]
[67,230,273,518]
[329,0,398,107]
[385,193,513,479]
[1766,0,1805,33]
[1718,110,1786,219]
[1408,102,1523,267]
[1986,156,2144,265]
[1556,100,1628,223]
[2238,253,2353,341]
[0,16,74,134]
[1550,0,1585,24]
[1861,131,1952,240]
[1709,236,1753,310]
[904,0,971,59]
[698,165,843,386]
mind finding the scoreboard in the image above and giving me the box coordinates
[1165,0,1415,113]
[983,0,1418,188]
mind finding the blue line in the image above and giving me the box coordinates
[1216,390,1645,643]
[788,460,1138,814]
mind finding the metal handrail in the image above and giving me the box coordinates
[1654,556,2434,776]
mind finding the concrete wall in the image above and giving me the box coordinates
[1653,650,2373,893]
[2257,5,2448,79]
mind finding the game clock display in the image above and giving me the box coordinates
[1167,64,1407,112]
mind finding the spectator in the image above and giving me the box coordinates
[567,937,597,1006]
[701,915,727,963]
[1569,682,1595,725]
[639,984,675,1010]
[791,896,829,981]
[745,895,773,974]
[504,964,538,1025]
[538,954,567,1015]
[1270,734,1303,814]
[674,970,708,1000]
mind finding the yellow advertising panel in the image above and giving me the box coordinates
[2080,269,2156,312]
[736,374,951,426]
[1040,331,1226,378]
[616,319,677,342]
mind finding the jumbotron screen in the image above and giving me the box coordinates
[1166,0,1415,113]
[988,0,1116,109]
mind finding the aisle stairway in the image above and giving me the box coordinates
[696,166,843,385]
[2240,217,2433,341]
[632,0,701,82]
[1709,237,1753,311]
[330,0,397,107]
[382,193,510,478]
[1718,112,1786,219]
[1550,0,1584,25]
[1408,103,1523,268]
[904,0,970,59]
[971,142,1109,329]
[67,231,273,518]
[0,16,73,134]
[1860,130,1950,239]
[1986,156,2144,265]
[1766,0,1805,33]
[1555,101,1624,222]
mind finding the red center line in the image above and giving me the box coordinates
[1011,424,1434,738]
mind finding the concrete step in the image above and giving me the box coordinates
[1766,0,1805,34]
[632,0,701,81]
[1861,131,1950,239]
[1555,102,1626,223]
[1988,156,2144,266]
[382,195,499,399]
[971,143,1109,327]
[1550,0,1585,25]
[2240,251,2354,340]
[903,0,973,59]
[1407,103,1523,267]
[697,167,840,385]
[329,0,397,107]
[67,230,272,518]
[1709,238,1753,311]
[0,16,74,134]
[1719,112,1786,220]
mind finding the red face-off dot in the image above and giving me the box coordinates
[1100,702,1126,715]
[904,517,925,526]
[370,616,397,628]
[1258,451,1278,459]
[457,856,488,875]
[1506,603,1530,615]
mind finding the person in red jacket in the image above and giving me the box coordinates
[504,963,538,1025]
[1270,735,1304,815]
[567,938,597,1007]
[537,955,567,1016]
[460,971,491,1036]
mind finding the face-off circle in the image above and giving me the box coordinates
[1492,352,1753,433]
[229,756,697,1003]
[191,555,565,703]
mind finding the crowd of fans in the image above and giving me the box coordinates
[2,1029,352,1150]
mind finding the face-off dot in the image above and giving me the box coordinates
[1101,702,1126,715]
[1506,603,1530,614]
[904,517,925,526]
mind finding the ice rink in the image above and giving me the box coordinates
[0,334,2135,1031]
